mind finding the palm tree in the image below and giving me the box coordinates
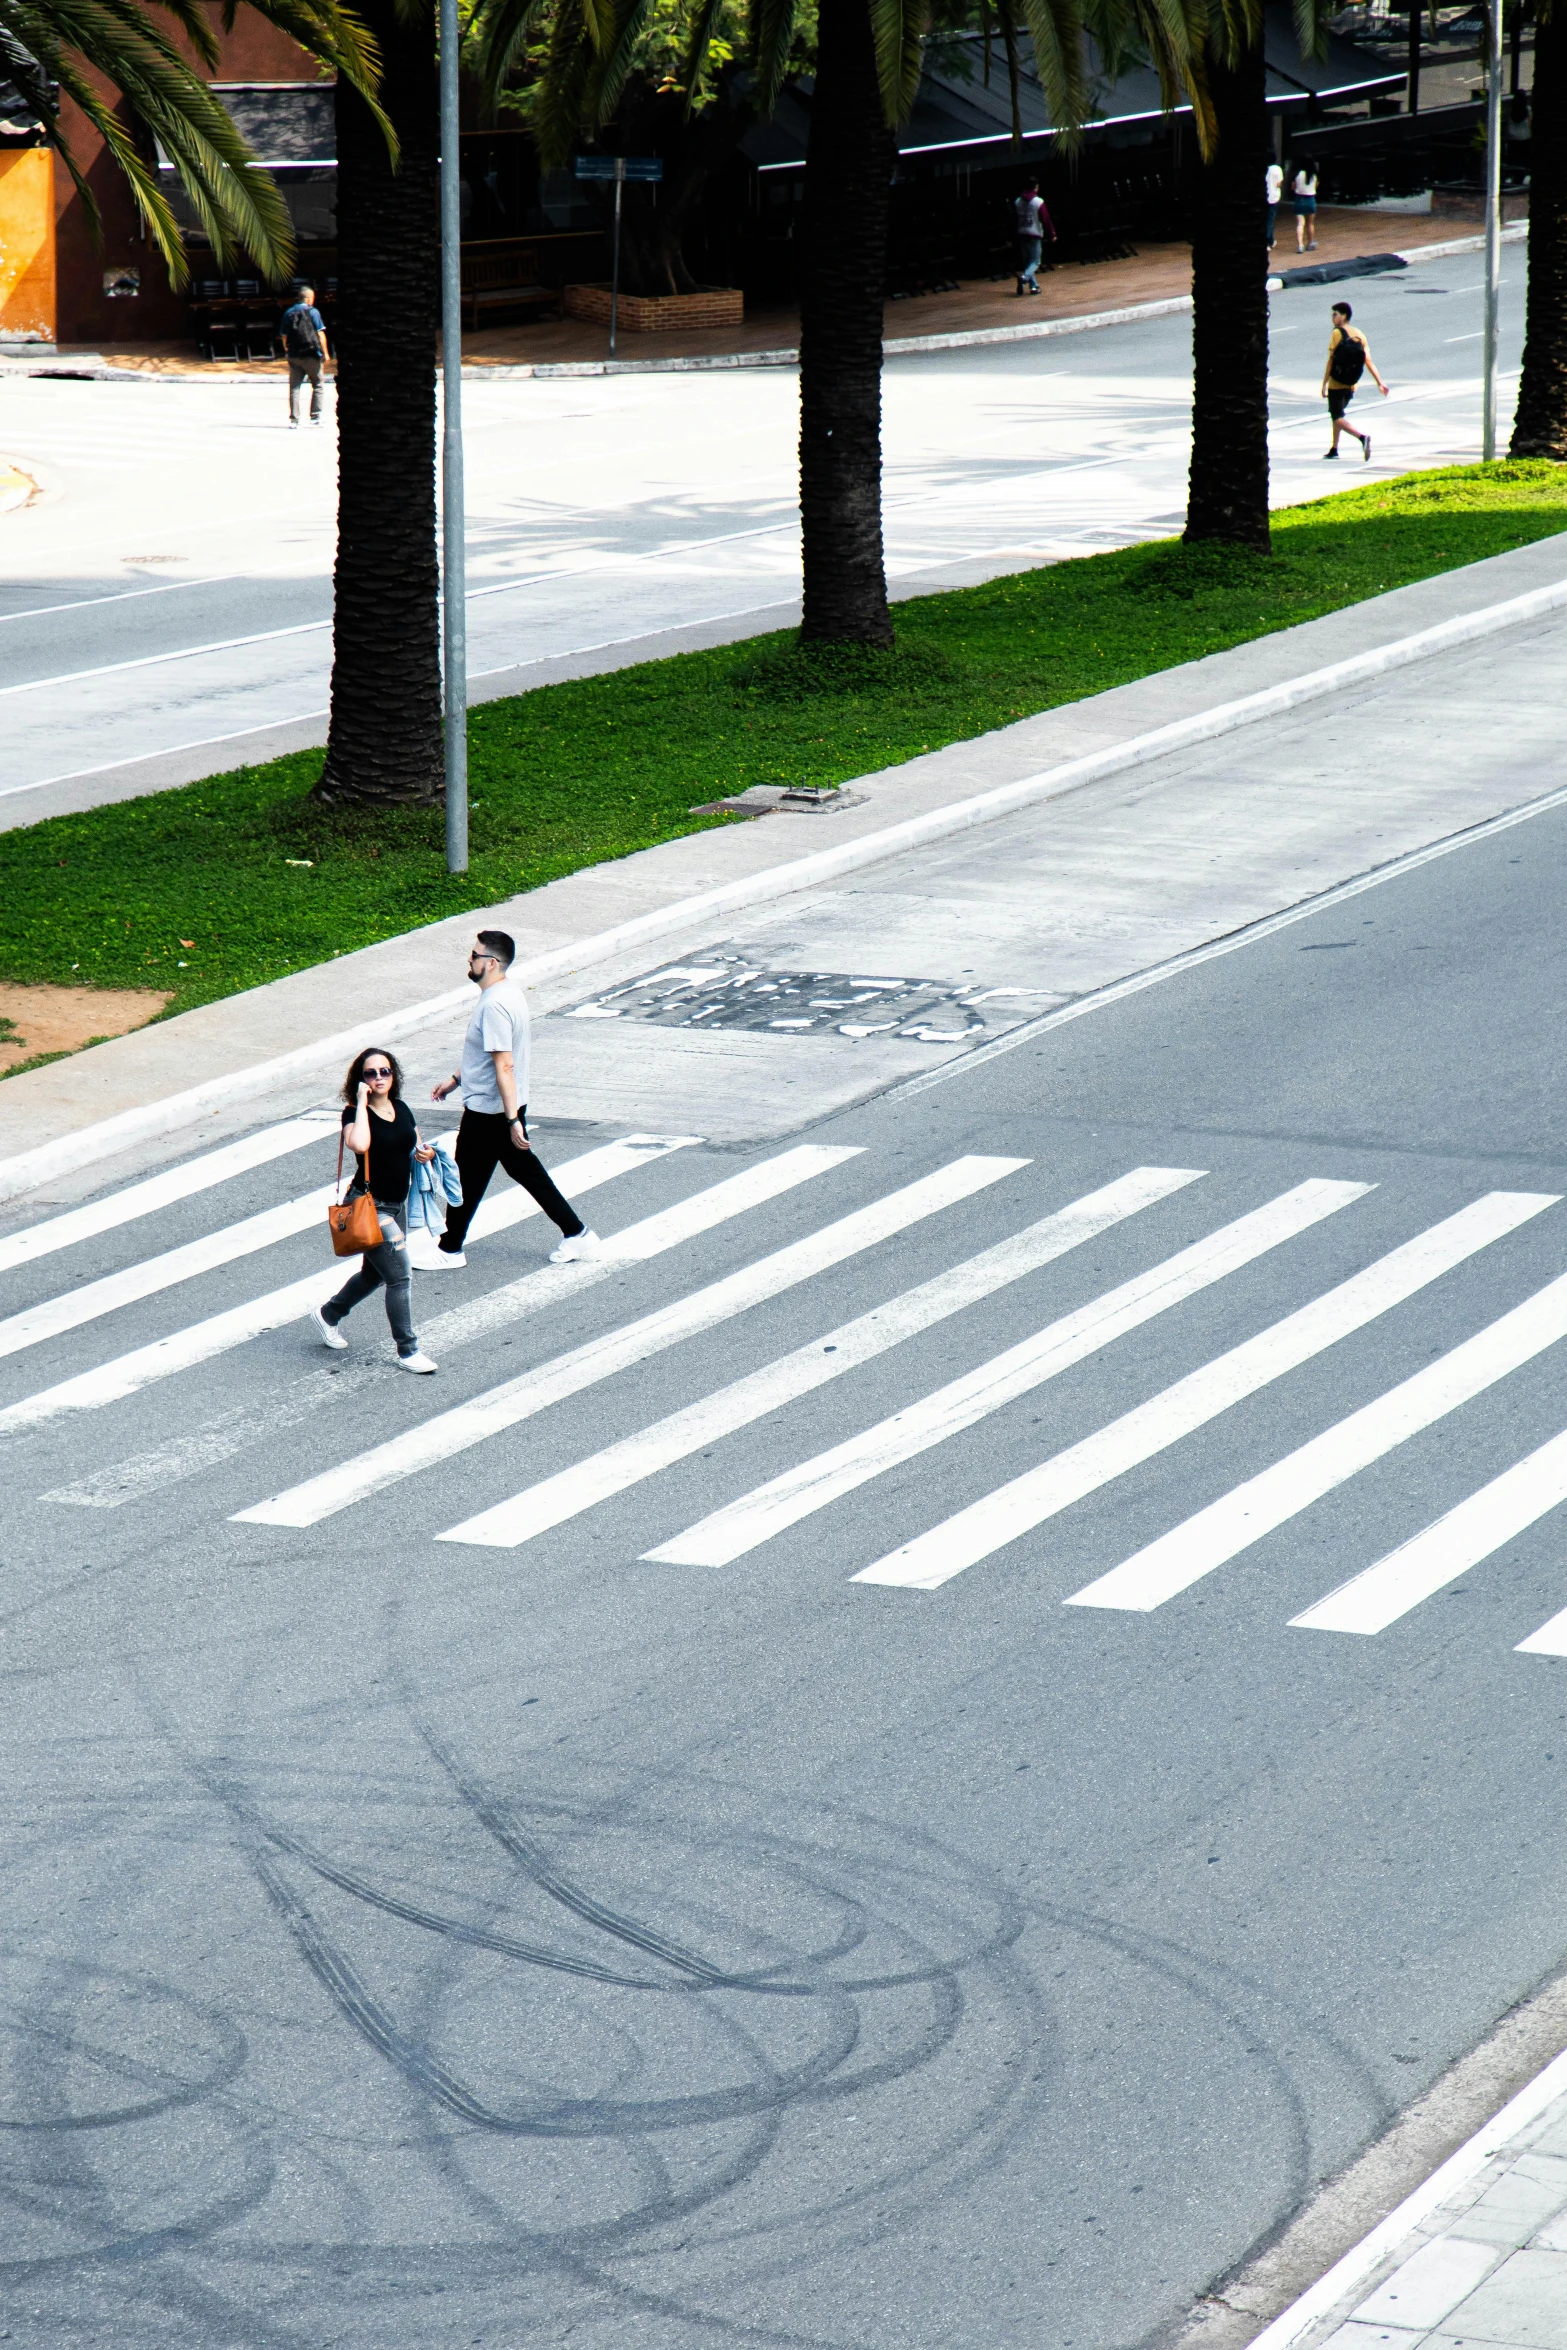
[1512,0,1567,457]
[314,0,445,807]
[0,0,381,284]
[796,0,902,643]
[1181,0,1325,552]
[1183,14,1271,550]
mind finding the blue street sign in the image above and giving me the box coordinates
[574,155,663,182]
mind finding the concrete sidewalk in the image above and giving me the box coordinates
[10,209,1506,385]
[1252,2055,1567,2350]
[3,526,1566,1211]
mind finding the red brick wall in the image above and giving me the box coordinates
[53,6,327,345]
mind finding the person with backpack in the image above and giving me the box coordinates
[1321,301,1388,461]
[281,284,330,429]
[1013,178,1056,296]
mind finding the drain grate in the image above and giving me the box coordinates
[559,955,1055,1042]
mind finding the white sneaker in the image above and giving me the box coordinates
[310,1305,347,1351]
[550,1229,601,1264]
[397,1350,438,1374]
[406,1234,458,1270]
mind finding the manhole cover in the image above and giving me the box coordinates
[559,956,1053,1042]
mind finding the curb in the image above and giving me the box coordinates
[7,227,1515,392]
[1246,2039,1567,2350]
[6,559,1566,1210]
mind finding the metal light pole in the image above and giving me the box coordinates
[1482,0,1504,459]
[610,160,624,358]
[573,153,663,361]
[439,0,468,874]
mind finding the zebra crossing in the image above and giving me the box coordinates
[6,1111,1567,1659]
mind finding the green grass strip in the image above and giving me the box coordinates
[4,460,1565,1047]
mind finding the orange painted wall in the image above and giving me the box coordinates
[0,149,56,341]
[52,7,328,345]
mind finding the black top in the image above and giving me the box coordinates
[342,1098,418,1205]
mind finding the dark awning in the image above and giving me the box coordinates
[746,5,1403,173]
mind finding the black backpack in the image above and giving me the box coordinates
[1334,327,1367,384]
[283,303,322,359]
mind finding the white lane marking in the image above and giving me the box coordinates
[0,571,241,625]
[0,616,330,698]
[0,1136,696,1433]
[0,1116,338,1279]
[649,1179,1368,1572]
[1516,1602,1567,1656]
[1293,1428,1567,1635]
[1069,1234,1567,1612]
[233,1156,1027,1530]
[43,1143,850,1506]
[437,1166,1204,1549]
[860,1191,1555,1594]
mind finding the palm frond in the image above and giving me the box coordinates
[747,0,799,115]
[1014,0,1089,138]
[465,0,547,103]
[865,0,927,121]
[0,0,391,284]
[529,0,595,163]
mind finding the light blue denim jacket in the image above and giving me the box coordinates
[406,1136,463,1233]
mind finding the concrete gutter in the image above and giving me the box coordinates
[3,532,1565,1206]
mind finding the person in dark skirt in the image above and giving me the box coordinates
[311,1046,439,1372]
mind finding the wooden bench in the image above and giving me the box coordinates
[461,244,560,330]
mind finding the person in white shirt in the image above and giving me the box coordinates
[1266,160,1283,249]
[1292,166,1319,252]
[1013,178,1056,296]
[427,929,599,1269]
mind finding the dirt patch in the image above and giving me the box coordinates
[0,982,172,1077]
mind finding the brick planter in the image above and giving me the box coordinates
[563,283,743,333]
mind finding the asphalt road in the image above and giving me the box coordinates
[0,239,1525,818]
[4,696,1567,2346]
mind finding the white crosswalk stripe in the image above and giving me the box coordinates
[856,1192,1555,1593]
[13,1115,1567,1672]
[1291,1428,1567,1637]
[1070,1256,1567,1613]
[0,1115,340,1279]
[0,1179,343,1362]
[0,1135,697,1434]
[435,1166,1204,1551]
[233,1155,1028,1530]
[41,1144,856,1506]
[1516,1605,1567,1657]
[648,1179,1370,1572]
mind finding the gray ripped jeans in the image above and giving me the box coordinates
[322,1199,417,1356]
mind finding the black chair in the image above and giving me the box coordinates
[205,312,241,360]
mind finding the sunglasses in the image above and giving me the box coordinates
[362,1065,393,1079]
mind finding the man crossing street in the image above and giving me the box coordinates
[426,930,599,1268]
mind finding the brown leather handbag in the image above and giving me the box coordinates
[328,1125,383,1257]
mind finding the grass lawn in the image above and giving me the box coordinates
[4,459,1566,1065]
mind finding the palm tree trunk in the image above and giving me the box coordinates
[797,0,896,646]
[315,0,443,808]
[1185,36,1271,551]
[1511,0,1567,457]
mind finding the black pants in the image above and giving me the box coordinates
[440,1108,585,1252]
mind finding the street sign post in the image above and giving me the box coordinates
[1482,0,1503,460]
[439,0,467,873]
[573,155,663,359]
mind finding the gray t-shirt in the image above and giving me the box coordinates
[460,979,531,1113]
